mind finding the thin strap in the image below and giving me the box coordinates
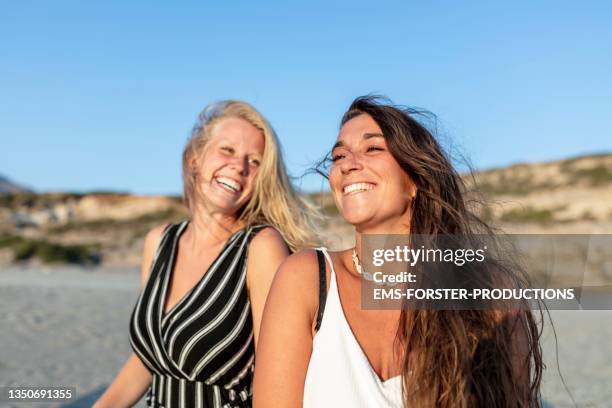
[315,249,328,332]
[246,224,270,243]
[150,222,180,266]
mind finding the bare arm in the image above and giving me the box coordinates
[246,227,290,348]
[253,250,320,408]
[93,224,167,408]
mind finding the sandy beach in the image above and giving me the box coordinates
[0,266,146,408]
[1,266,611,408]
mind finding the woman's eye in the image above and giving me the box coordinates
[331,149,347,162]
[220,146,234,154]
[249,158,261,166]
[367,146,384,153]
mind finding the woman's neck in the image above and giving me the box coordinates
[186,205,244,252]
[354,218,411,260]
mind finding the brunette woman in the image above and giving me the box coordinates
[254,96,542,408]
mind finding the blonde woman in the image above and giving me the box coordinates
[94,100,319,408]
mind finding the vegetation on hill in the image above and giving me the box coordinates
[0,153,610,265]
[0,234,101,265]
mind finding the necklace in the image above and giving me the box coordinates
[351,248,364,276]
[352,248,397,287]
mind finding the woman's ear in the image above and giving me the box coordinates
[188,153,200,175]
[407,175,418,200]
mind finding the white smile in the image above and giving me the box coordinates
[215,176,242,193]
[343,182,375,195]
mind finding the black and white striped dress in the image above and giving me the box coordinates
[129,221,267,408]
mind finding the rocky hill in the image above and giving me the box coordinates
[0,175,31,194]
[0,193,187,265]
[0,152,610,266]
[469,153,612,233]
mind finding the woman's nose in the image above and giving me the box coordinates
[340,152,363,174]
[228,156,249,176]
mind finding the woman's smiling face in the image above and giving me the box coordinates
[192,117,265,216]
[329,113,416,232]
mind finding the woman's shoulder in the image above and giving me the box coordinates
[139,222,184,285]
[268,249,323,319]
[144,223,170,243]
[143,221,183,249]
[275,249,327,296]
[247,225,288,253]
[249,224,284,240]
[245,227,290,277]
[282,249,320,270]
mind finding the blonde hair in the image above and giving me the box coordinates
[182,100,322,252]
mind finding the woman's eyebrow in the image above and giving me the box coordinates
[332,132,383,150]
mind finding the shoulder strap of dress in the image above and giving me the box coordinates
[162,222,173,234]
[245,224,269,243]
[314,248,328,332]
[160,221,182,242]
[145,222,183,285]
[157,222,181,250]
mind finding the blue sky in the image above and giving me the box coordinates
[2,1,611,194]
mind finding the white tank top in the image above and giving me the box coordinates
[303,248,404,408]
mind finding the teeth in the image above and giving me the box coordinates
[343,182,374,194]
[216,177,241,192]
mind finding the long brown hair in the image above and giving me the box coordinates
[328,96,543,407]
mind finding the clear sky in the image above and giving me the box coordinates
[2,1,611,194]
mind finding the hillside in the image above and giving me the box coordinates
[0,152,610,266]
[0,175,31,194]
[469,153,612,233]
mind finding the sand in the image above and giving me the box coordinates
[0,266,611,407]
